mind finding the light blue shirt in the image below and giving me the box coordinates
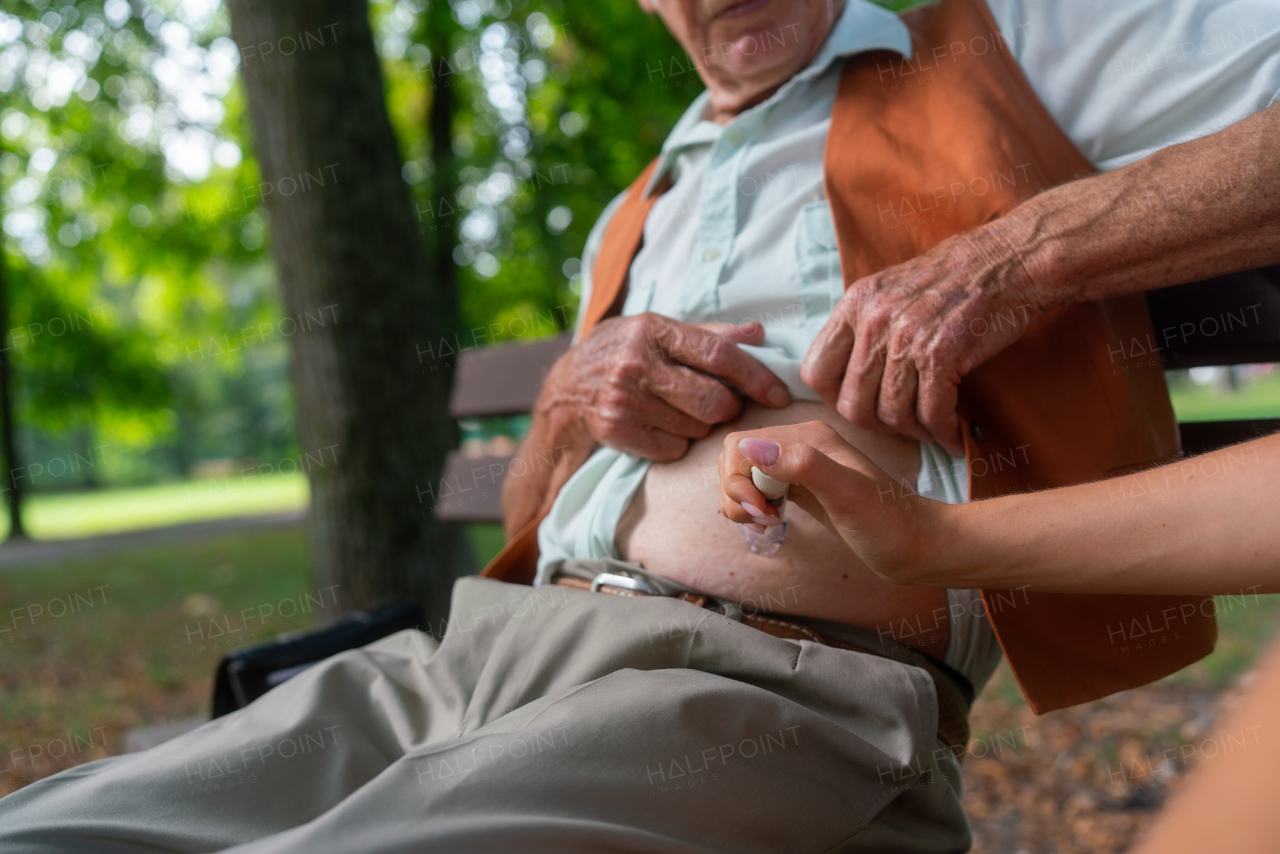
[538,0,917,577]
[537,0,1280,695]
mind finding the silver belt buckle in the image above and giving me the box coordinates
[589,572,656,595]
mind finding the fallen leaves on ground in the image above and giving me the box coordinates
[962,663,1252,854]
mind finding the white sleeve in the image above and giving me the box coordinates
[572,188,631,343]
[987,0,1280,171]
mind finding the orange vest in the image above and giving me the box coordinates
[485,0,1216,713]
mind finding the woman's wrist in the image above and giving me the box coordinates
[896,497,996,589]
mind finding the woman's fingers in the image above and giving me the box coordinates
[717,421,944,585]
[719,421,874,526]
[741,435,865,519]
[719,432,770,523]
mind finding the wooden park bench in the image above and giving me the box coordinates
[433,334,572,525]
[211,267,1280,715]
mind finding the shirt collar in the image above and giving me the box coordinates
[645,0,914,196]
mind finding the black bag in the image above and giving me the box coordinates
[211,600,423,718]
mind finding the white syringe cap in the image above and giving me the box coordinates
[750,466,790,500]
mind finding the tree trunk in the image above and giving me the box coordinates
[0,243,26,540]
[227,0,471,629]
[425,3,460,332]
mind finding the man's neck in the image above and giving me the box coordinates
[710,83,785,124]
[702,0,848,124]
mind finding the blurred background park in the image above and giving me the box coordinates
[0,0,1277,851]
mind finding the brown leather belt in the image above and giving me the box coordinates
[554,575,971,754]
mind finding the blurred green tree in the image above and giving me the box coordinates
[384,0,694,343]
[0,0,298,508]
[0,0,907,538]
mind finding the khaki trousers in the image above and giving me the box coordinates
[0,577,971,853]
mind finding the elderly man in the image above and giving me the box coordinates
[3,0,1279,852]
[492,0,1278,715]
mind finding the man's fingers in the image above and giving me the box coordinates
[918,372,965,457]
[877,352,932,444]
[801,309,856,408]
[591,388,715,455]
[627,393,719,441]
[838,335,890,433]
[653,321,789,408]
[698,320,766,347]
[597,419,690,461]
[644,359,750,425]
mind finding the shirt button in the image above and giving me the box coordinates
[703,248,721,262]
[726,129,744,146]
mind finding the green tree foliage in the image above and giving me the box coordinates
[376,0,912,344]
[1,0,918,492]
[0,0,291,486]
[373,0,694,346]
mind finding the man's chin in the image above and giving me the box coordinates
[704,52,802,101]
[703,17,815,80]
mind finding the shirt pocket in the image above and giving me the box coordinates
[796,201,844,323]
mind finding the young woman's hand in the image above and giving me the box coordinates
[718,421,949,583]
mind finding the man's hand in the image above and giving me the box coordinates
[803,104,1280,457]
[801,222,1045,457]
[502,313,790,535]
[718,421,947,584]
[541,313,791,461]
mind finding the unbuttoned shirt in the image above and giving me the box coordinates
[535,0,1280,689]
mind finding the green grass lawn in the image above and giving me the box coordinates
[1168,368,1280,422]
[0,474,310,541]
[0,476,511,567]
[0,526,314,794]
[0,522,501,794]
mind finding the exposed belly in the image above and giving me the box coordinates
[615,401,951,659]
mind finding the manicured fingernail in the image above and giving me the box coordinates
[765,386,789,407]
[739,438,781,466]
[741,503,781,526]
[745,522,766,534]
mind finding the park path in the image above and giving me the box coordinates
[0,510,305,571]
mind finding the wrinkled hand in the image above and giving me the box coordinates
[801,224,1045,456]
[542,313,791,461]
[718,421,946,583]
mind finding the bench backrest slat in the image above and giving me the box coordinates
[1145,266,1280,369]
[448,334,572,418]
[434,451,509,523]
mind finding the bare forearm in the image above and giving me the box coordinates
[1129,635,1280,853]
[920,434,1280,595]
[1004,103,1280,310]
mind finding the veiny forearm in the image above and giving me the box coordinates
[1002,102,1280,310]
[918,433,1280,595]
